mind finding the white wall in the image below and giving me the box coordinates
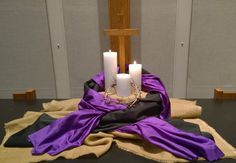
[2,0,234,99]
[140,0,177,96]
[0,0,178,98]
[0,0,56,98]
[187,0,236,98]
[63,0,102,97]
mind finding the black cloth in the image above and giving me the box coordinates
[4,91,214,147]
[84,79,102,92]
[93,93,162,132]
[4,114,56,147]
[166,119,214,141]
[4,113,214,148]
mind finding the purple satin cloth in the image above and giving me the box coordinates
[28,71,224,161]
[142,74,170,119]
[92,71,105,90]
[117,117,224,161]
[28,89,127,155]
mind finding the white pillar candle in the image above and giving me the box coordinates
[129,61,142,90]
[116,73,131,97]
[103,50,117,90]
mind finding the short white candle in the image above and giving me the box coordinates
[103,50,117,90]
[129,61,142,90]
[116,73,131,97]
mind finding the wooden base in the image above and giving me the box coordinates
[13,89,36,101]
[214,88,236,100]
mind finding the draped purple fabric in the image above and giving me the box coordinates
[117,117,224,161]
[142,74,170,119]
[92,71,105,90]
[28,89,127,155]
[28,71,224,161]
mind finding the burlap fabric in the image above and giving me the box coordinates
[0,98,235,163]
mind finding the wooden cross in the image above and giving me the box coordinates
[105,0,139,73]
[104,29,139,73]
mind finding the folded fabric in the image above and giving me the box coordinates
[1,111,236,163]
[27,71,223,161]
[1,92,205,149]
[3,96,204,148]
[43,98,81,112]
[117,117,223,161]
[3,113,213,148]
[170,98,202,119]
[2,70,225,162]
[28,88,127,156]
[4,114,56,147]
[94,93,163,132]
[166,119,214,141]
[42,98,202,119]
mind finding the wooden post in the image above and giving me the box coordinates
[106,0,139,73]
[104,29,139,73]
[108,0,130,63]
[118,36,125,73]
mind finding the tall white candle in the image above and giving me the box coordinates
[116,73,131,97]
[129,61,142,90]
[103,50,117,90]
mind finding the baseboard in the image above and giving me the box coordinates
[0,88,56,99]
[187,85,236,98]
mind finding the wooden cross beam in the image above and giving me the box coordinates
[104,29,139,73]
[105,0,140,73]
